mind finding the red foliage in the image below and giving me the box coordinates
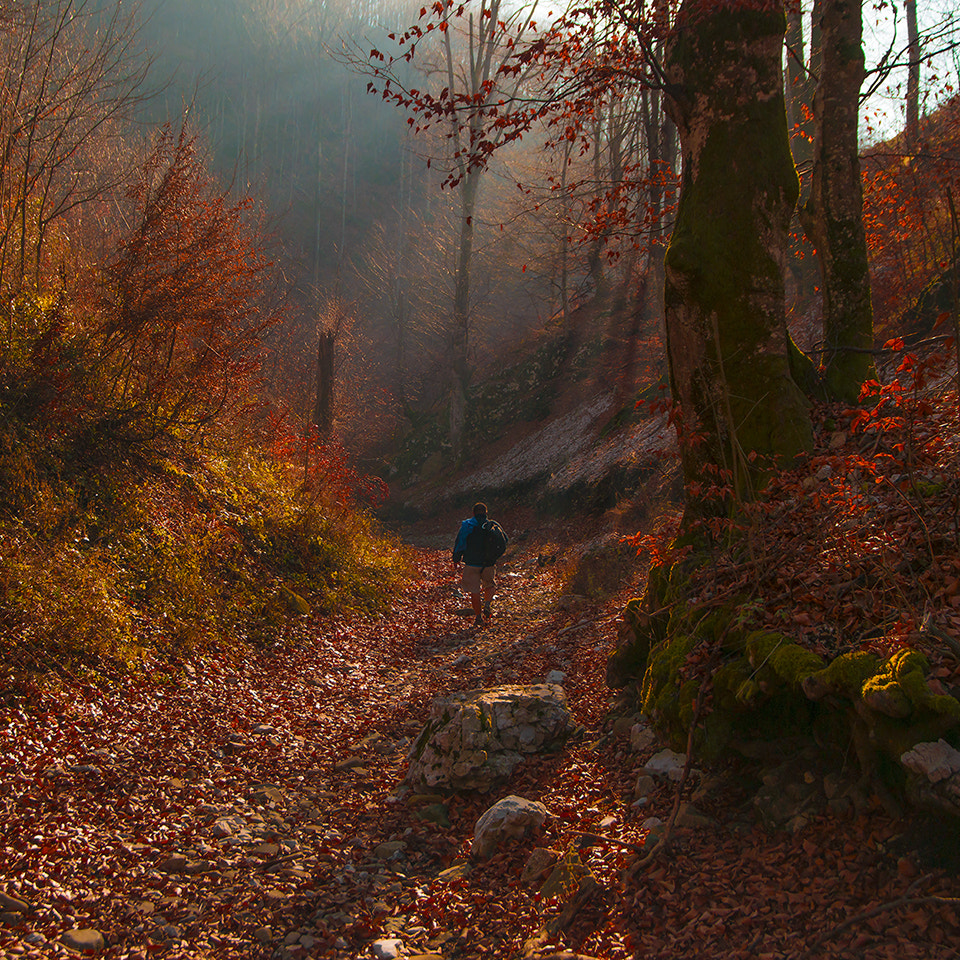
[89,123,281,439]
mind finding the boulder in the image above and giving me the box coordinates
[473,795,550,859]
[406,684,572,791]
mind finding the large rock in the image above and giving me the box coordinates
[901,739,960,814]
[406,684,572,791]
[473,795,550,859]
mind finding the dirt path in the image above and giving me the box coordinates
[1,538,958,959]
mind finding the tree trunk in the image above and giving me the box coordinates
[663,0,813,507]
[314,329,335,436]
[449,167,479,456]
[801,0,876,402]
[905,0,920,144]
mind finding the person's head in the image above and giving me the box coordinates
[473,502,487,520]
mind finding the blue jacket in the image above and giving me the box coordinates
[453,517,485,566]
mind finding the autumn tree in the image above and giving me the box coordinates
[798,0,876,403]
[90,123,280,441]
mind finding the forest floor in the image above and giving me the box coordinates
[2,516,959,960]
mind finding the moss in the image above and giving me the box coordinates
[664,0,813,498]
[744,631,825,687]
[804,650,881,697]
[640,631,699,728]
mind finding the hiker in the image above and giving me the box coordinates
[452,501,508,627]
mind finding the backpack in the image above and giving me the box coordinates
[479,519,508,568]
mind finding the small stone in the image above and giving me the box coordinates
[545,670,566,684]
[643,748,688,782]
[157,855,189,874]
[521,847,559,882]
[634,774,656,797]
[284,931,301,946]
[211,820,234,838]
[253,927,273,944]
[630,723,656,753]
[611,716,634,739]
[374,841,407,860]
[0,893,30,914]
[371,938,403,960]
[641,817,665,845]
[60,928,105,953]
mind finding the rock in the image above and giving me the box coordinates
[253,927,273,944]
[675,802,716,829]
[643,748,688,782]
[521,847,559,882]
[60,928,105,953]
[901,739,960,783]
[634,774,656,797]
[641,817,665,845]
[540,849,594,898]
[157,855,189,874]
[630,723,656,753]
[406,684,572,792]
[371,938,404,959]
[211,820,234,838]
[374,841,407,860]
[472,795,550,859]
[545,670,566,684]
[250,785,284,804]
[611,716,634,739]
[415,803,450,827]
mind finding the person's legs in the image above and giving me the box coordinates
[480,567,496,618]
[461,566,484,626]
[471,592,483,626]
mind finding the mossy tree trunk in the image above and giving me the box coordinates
[801,0,876,402]
[663,0,813,507]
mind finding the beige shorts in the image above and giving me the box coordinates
[460,565,495,594]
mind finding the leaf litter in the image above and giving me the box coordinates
[4,383,960,958]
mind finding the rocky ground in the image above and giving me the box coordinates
[1,524,959,959]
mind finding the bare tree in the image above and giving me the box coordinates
[0,0,151,301]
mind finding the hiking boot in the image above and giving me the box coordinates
[473,615,483,628]
[483,599,492,617]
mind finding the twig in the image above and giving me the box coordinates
[558,618,597,636]
[260,851,305,871]
[625,686,704,879]
[799,875,960,958]
[572,831,644,854]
